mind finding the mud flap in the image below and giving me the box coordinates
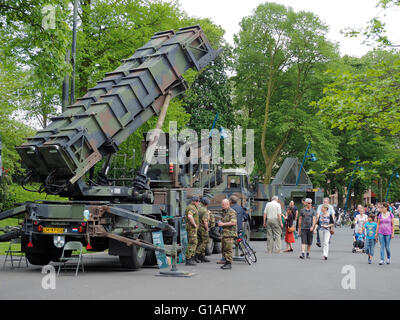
[151,231,169,269]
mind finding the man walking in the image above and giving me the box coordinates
[218,199,237,270]
[195,197,211,263]
[298,198,317,259]
[185,196,200,266]
[263,195,283,253]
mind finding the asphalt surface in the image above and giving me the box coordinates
[0,227,398,300]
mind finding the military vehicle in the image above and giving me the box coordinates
[250,157,324,239]
[206,158,324,241]
[0,25,222,270]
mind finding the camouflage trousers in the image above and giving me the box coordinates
[185,227,198,259]
[196,228,209,256]
[221,237,234,263]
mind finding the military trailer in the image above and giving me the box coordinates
[0,26,222,270]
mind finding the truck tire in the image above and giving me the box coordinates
[26,252,51,266]
[213,241,221,254]
[205,237,214,256]
[119,245,147,270]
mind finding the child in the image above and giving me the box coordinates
[353,227,365,253]
[283,207,295,252]
[364,214,378,264]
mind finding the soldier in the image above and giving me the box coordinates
[185,196,200,266]
[218,199,237,270]
[195,197,211,263]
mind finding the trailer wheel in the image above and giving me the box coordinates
[26,252,51,266]
[119,244,147,270]
[205,237,214,256]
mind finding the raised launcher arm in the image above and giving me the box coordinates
[17,25,221,195]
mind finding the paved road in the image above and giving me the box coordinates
[0,227,398,300]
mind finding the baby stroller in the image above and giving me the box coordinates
[352,231,365,253]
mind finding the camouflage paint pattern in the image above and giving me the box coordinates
[17,30,176,178]
[222,237,234,263]
[195,204,209,256]
[184,202,199,259]
[17,26,221,186]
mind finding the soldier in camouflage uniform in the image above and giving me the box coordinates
[195,197,211,263]
[185,196,200,266]
[217,199,237,270]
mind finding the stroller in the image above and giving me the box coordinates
[352,230,366,253]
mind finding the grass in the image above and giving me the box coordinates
[0,218,21,255]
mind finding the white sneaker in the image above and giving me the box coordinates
[379,260,384,265]
[387,259,391,264]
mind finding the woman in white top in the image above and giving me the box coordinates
[354,207,368,233]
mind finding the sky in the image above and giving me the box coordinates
[178,0,400,57]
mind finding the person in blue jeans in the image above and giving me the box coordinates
[376,203,394,265]
[364,214,377,264]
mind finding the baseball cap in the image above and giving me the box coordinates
[305,198,312,203]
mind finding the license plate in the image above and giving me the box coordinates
[43,227,64,234]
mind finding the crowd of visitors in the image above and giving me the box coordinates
[263,196,397,264]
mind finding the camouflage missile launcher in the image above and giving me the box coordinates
[0,26,222,270]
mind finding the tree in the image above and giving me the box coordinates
[1,0,70,127]
[182,44,235,134]
[233,2,339,183]
[344,0,400,48]
[315,50,400,137]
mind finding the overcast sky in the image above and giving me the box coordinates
[178,0,400,57]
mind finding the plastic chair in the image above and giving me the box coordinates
[3,238,28,269]
[57,241,84,276]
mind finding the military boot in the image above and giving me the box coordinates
[221,262,232,270]
[194,254,201,263]
[185,257,196,266]
[200,255,210,263]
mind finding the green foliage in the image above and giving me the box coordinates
[1,0,71,127]
[182,45,235,134]
[233,2,339,182]
[316,50,400,136]
[343,0,399,47]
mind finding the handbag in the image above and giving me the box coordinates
[287,225,295,233]
[329,228,335,235]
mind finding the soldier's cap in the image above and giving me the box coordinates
[200,197,210,205]
[192,196,200,202]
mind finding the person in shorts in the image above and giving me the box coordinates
[298,198,317,259]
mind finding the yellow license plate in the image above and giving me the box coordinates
[43,228,64,234]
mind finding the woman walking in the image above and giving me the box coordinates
[354,206,368,233]
[283,207,295,252]
[319,204,335,260]
[376,202,394,265]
